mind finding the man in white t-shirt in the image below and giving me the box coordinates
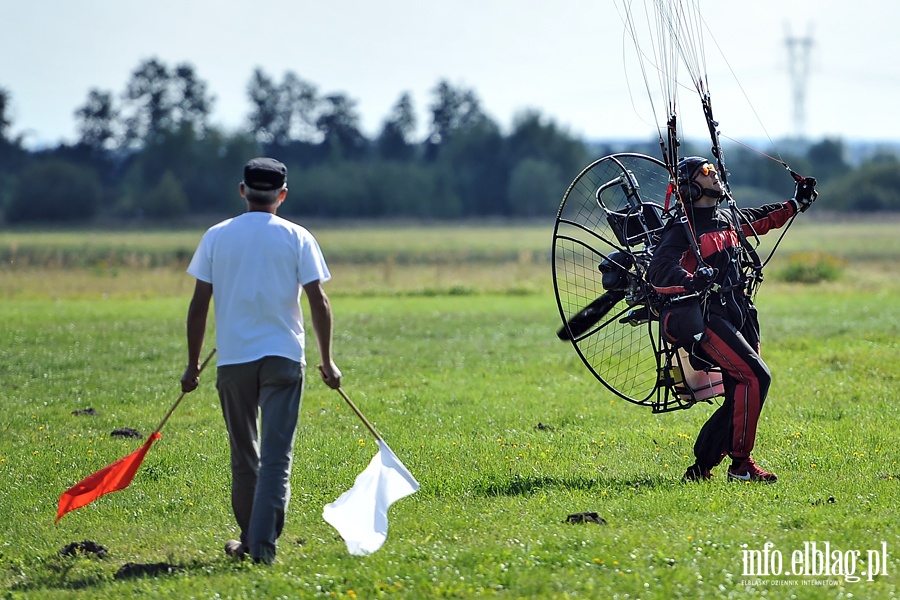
[181,157,341,564]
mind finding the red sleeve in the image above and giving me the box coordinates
[739,201,797,237]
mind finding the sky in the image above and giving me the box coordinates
[2,1,899,150]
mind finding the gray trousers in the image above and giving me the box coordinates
[216,356,304,560]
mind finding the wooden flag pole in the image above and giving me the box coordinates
[335,387,383,442]
[153,348,216,435]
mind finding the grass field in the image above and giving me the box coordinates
[1,218,899,598]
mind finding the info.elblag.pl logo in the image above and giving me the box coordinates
[742,541,890,583]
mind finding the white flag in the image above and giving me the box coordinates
[323,439,419,555]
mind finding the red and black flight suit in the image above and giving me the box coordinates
[648,199,799,470]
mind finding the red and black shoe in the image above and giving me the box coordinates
[727,457,777,483]
[682,463,713,482]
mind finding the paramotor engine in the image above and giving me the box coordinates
[552,152,723,413]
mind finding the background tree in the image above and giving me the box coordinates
[423,81,510,215]
[0,87,12,142]
[247,69,323,167]
[75,89,119,152]
[279,72,320,144]
[5,160,103,223]
[246,68,282,145]
[171,64,214,137]
[120,58,214,148]
[0,86,28,218]
[822,157,900,212]
[437,114,507,215]
[806,138,850,183]
[0,65,896,225]
[316,93,368,161]
[0,86,25,152]
[139,170,189,218]
[120,125,259,215]
[377,92,417,161]
[364,161,459,217]
[505,110,588,195]
[507,157,566,218]
[425,80,484,160]
[725,145,807,198]
[248,69,320,147]
[287,161,369,218]
[121,58,171,147]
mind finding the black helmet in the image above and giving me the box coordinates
[677,156,711,204]
[677,156,709,186]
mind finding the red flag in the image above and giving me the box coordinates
[56,348,215,522]
[56,432,162,522]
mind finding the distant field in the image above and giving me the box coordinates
[1,216,898,300]
[2,214,899,264]
[1,218,899,597]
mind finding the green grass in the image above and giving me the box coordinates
[1,221,899,598]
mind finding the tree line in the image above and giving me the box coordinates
[0,57,898,225]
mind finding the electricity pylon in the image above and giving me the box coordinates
[785,25,814,139]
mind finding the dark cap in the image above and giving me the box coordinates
[243,157,287,191]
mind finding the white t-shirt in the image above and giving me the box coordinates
[187,212,331,367]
